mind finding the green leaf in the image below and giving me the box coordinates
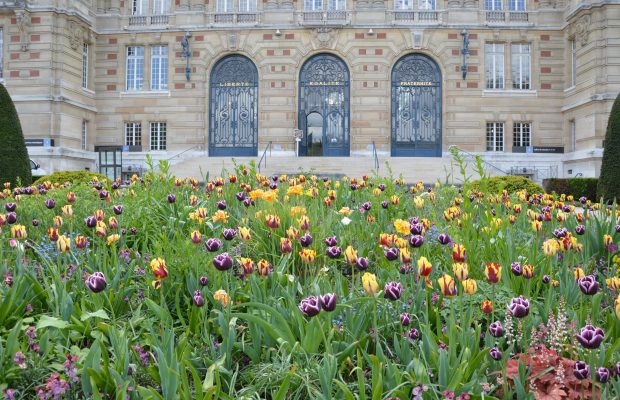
[81,310,110,321]
[37,315,69,330]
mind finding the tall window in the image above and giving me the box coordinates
[152,0,170,14]
[486,122,504,152]
[328,0,345,9]
[82,43,89,89]
[511,44,530,90]
[1,28,4,79]
[485,0,502,10]
[81,120,88,150]
[132,0,147,15]
[126,46,144,91]
[239,0,257,11]
[150,122,167,150]
[418,0,435,9]
[509,0,525,10]
[304,0,323,10]
[151,46,168,91]
[513,122,531,147]
[395,0,413,8]
[570,119,576,151]
[217,0,234,12]
[570,40,576,87]
[125,122,142,146]
[485,43,505,89]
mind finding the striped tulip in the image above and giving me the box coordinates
[438,274,457,297]
[150,257,169,280]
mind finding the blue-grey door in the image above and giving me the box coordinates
[298,54,350,157]
[209,55,258,156]
[391,54,442,157]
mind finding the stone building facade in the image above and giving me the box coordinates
[0,0,618,182]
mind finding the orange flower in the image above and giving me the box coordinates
[393,219,410,235]
[212,210,229,224]
[150,257,169,280]
[214,289,230,306]
[481,300,493,314]
[437,274,457,297]
[484,262,502,284]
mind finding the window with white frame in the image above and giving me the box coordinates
[509,0,525,10]
[485,43,504,89]
[328,0,345,10]
[511,43,530,90]
[81,120,88,150]
[1,28,4,79]
[132,0,147,15]
[570,119,576,152]
[394,0,413,9]
[570,39,576,87]
[217,0,234,12]
[82,43,89,89]
[150,122,167,150]
[152,0,170,14]
[485,0,502,10]
[418,0,435,9]
[486,122,504,152]
[239,0,257,11]
[304,0,323,10]
[513,122,531,147]
[125,122,142,146]
[151,46,168,91]
[126,46,144,91]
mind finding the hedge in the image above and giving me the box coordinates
[34,170,108,186]
[469,175,544,194]
[598,91,620,201]
[543,178,598,201]
[0,83,31,186]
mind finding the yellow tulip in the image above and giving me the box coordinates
[453,262,469,281]
[417,256,432,277]
[56,235,71,253]
[462,279,477,295]
[393,219,411,235]
[362,272,379,296]
[344,246,358,265]
[214,289,230,307]
[438,274,457,297]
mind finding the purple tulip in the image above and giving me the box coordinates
[575,225,586,235]
[222,228,237,241]
[167,194,176,203]
[216,200,227,210]
[299,233,313,247]
[235,192,246,201]
[438,233,451,245]
[407,328,420,341]
[410,223,424,235]
[130,227,137,235]
[578,275,599,295]
[243,198,252,207]
[326,246,342,259]
[596,367,610,383]
[409,216,420,225]
[113,205,124,215]
[381,201,389,209]
[99,190,109,200]
[319,293,337,312]
[193,290,205,307]
[212,253,233,271]
[85,216,97,228]
[32,219,39,227]
[553,228,567,238]
[44,199,56,209]
[580,196,588,204]
[573,361,590,380]
[6,212,16,224]
[542,275,550,284]
[384,281,403,301]
[399,264,413,274]
[510,262,523,276]
[299,296,321,318]
[508,296,530,318]
[204,238,223,252]
[356,257,369,271]
[409,235,424,248]
[85,272,107,293]
[199,276,209,286]
[269,183,278,190]
[94,183,103,190]
[489,321,504,338]
[489,347,502,361]
[361,202,371,211]
[324,236,338,247]
[575,325,604,349]
[4,203,16,212]
[400,312,411,326]
[616,225,620,234]
[111,181,121,190]
[378,184,386,191]
[384,247,399,261]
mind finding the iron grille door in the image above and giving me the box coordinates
[209,55,259,156]
[391,54,442,157]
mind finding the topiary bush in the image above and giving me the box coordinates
[33,170,108,186]
[469,175,543,194]
[0,83,31,187]
[598,91,620,201]
[543,178,598,200]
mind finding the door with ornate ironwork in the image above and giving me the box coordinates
[209,55,259,156]
[298,54,350,157]
[391,54,442,157]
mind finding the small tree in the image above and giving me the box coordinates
[598,92,620,202]
[0,83,31,187]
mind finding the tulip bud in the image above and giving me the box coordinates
[212,253,233,271]
[85,272,107,293]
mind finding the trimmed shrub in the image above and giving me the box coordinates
[469,176,543,194]
[34,170,108,186]
[543,178,598,200]
[598,92,620,201]
[0,83,31,187]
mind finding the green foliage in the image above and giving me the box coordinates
[543,178,599,200]
[598,91,620,201]
[469,175,543,194]
[33,170,108,186]
[0,83,31,187]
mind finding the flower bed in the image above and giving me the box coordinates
[0,163,619,399]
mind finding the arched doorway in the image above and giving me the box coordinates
[391,53,442,157]
[298,54,350,157]
[209,55,258,156]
